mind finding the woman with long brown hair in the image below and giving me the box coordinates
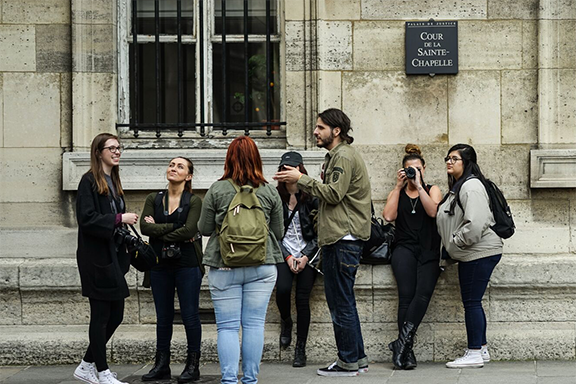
[198,136,283,384]
[139,157,203,383]
[274,151,319,368]
[74,133,138,384]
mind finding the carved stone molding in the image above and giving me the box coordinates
[530,149,576,188]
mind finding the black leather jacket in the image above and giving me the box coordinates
[279,194,319,260]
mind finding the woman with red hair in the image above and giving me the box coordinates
[198,136,283,384]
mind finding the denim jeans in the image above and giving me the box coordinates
[150,267,202,353]
[322,240,367,370]
[458,254,502,349]
[208,265,277,384]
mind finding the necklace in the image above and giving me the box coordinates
[409,196,419,214]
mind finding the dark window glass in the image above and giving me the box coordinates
[212,43,280,127]
[129,43,196,124]
[136,0,194,35]
[214,0,277,35]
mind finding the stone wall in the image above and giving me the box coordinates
[1,0,576,365]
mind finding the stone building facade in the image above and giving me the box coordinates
[1,0,575,364]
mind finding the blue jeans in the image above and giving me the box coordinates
[208,265,277,384]
[322,240,367,370]
[150,267,202,353]
[458,254,501,349]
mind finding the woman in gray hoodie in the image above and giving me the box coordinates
[436,144,503,369]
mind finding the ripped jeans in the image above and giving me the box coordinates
[321,240,367,370]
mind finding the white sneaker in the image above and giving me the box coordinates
[481,345,490,362]
[97,369,127,384]
[446,349,484,368]
[73,361,98,384]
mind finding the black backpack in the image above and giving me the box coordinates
[457,179,515,239]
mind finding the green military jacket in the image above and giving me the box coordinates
[198,179,284,268]
[298,141,372,247]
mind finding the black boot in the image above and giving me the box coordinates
[404,348,417,370]
[142,350,171,381]
[388,322,416,369]
[178,351,200,383]
[280,318,293,349]
[293,339,307,368]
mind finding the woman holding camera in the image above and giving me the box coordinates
[74,133,138,384]
[382,144,442,370]
[198,136,283,384]
[275,151,319,368]
[436,144,502,368]
[139,157,203,382]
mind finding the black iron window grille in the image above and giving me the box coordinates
[118,0,285,138]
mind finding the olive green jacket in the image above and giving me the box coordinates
[298,142,372,247]
[198,179,284,268]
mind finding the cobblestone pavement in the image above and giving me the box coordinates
[2,361,576,384]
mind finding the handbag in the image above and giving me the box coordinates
[361,203,395,265]
[124,225,159,272]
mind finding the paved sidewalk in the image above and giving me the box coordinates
[1,361,576,384]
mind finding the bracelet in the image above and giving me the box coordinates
[285,255,293,261]
[298,174,303,180]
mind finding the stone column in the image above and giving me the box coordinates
[538,0,576,147]
[71,0,118,150]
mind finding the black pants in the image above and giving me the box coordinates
[83,298,125,372]
[391,246,440,330]
[275,262,317,341]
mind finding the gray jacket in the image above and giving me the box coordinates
[436,178,503,264]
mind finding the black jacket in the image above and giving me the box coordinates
[76,172,130,301]
[280,195,319,260]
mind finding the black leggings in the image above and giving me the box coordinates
[83,298,125,372]
[391,246,440,331]
[275,262,317,341]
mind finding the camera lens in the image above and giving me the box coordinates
[404,167,416,179]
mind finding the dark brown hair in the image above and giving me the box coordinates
[276,163,311,204]
[318,108,354,144]
[88,133,124,196]
[402,144,425,167]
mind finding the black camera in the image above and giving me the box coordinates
[403,167,417,179]
[162,244,181,259]
[114,227,139,249]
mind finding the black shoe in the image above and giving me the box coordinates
[142,350,171,381]
[280,318,293,349]
[293,339,307,368]
[388,321,416,370]
[178,351,200,382]
[316,362,358,377]
[404,349,417,370]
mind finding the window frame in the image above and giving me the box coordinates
[116,0,285,139]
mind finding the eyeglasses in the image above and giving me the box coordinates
[444,156,462,164]
[102,146,123,154]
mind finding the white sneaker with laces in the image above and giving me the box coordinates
[97,369,128,384]
[446,349,484,368]
[73,361,98,384]
[481,345,490,362]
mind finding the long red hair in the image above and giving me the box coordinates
[221,136,267,187]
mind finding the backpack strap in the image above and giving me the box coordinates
[227,179,259,193]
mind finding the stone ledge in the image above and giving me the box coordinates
[530,149,576,188]
[1,322,574,365]
[62,150,326,191]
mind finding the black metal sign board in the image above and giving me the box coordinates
[405,20,458,75]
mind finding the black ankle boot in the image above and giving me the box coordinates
[280,318,293,349]
[142,350,171,381]
[178,351,200,383]
[404,348,417,370]
[293,339,307,367]
[388,322,416,369]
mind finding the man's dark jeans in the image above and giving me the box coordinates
[322,240,367,370]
